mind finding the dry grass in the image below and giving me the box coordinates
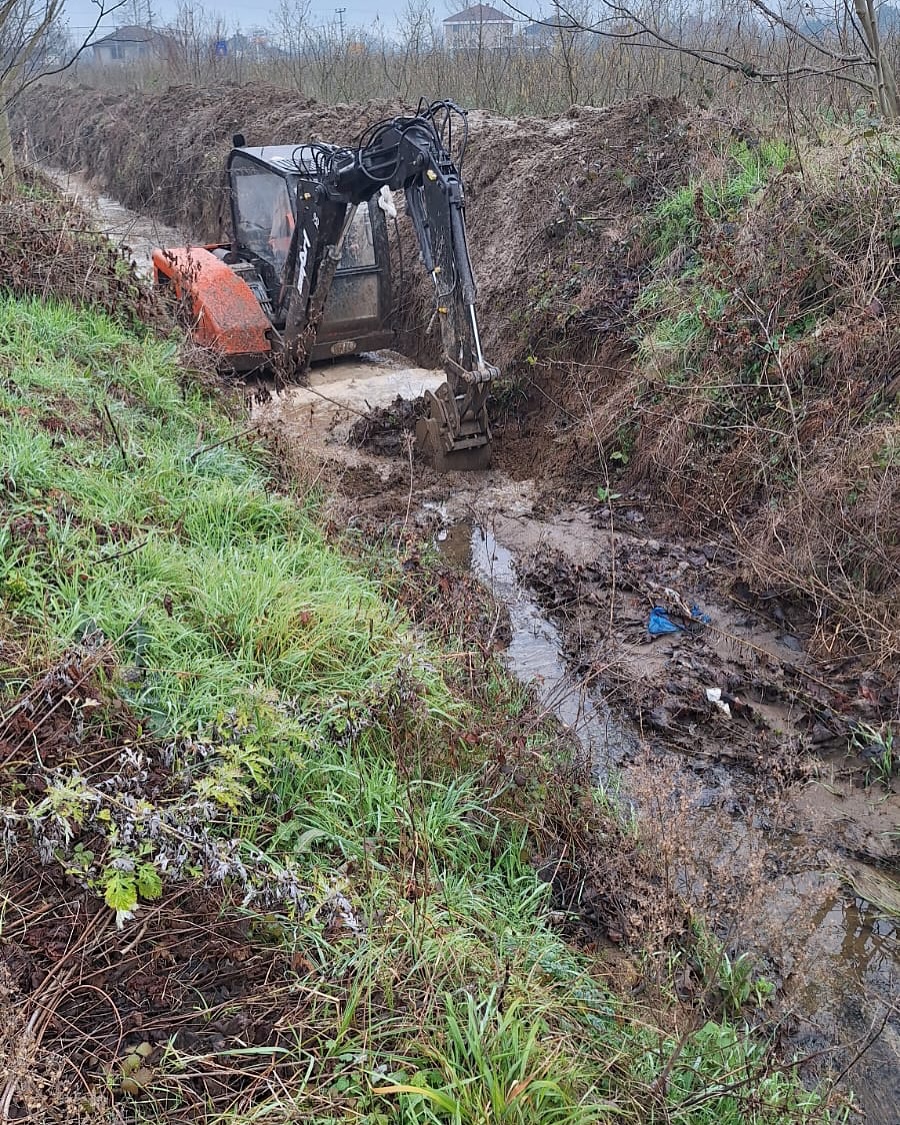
[0,171,168,328]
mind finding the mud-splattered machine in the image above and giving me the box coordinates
[152,100,494,470]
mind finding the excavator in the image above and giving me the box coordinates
[152,99,495,470]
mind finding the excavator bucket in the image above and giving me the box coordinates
[415,379,492,471]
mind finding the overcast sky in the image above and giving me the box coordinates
[62,0,489,38]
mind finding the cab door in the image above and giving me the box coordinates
[315,199,393,359]
[228,153,295,300]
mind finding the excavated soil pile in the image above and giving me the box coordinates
[347,392,425,453]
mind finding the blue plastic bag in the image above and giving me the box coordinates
[647,607,684,636]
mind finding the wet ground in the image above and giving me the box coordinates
[42,167,189,276]
[254,353,443,450]
[57,170,899,1122]
[437,512,899,1122]
[293,432,899,1121]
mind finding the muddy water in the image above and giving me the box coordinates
[441,523,634,770]
[255,354,444,449]
[441,519,899,1123]
[41,167,189,276]
[60,174,898,1123]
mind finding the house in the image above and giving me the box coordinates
[91,26,174,65]
[443,4,514,48]
[521,19,556,49]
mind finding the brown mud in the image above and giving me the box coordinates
[391,478,900,1124]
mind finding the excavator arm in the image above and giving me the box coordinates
[282,100,495,470]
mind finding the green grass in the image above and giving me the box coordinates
[649,139,791,259]
[0,292,841,1123]
[634,280,729,385]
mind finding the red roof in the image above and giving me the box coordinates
[443,4,513,24]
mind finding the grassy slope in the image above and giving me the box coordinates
[626,133,900,667]
[0,293,839,1123]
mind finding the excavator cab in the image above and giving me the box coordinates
[225,145,394,362]
[152,144,394,372]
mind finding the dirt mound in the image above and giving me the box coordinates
[0,169,167,326]
[348,392,425,453]
[15,84,405,233]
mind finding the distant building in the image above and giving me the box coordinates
[221,29,282,61]
[443,4,514,48]
[91,25,174,65]
[521,19,556,49]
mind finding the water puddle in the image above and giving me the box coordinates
[441,523,633,771]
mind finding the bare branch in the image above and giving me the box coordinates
[501,0,896,117]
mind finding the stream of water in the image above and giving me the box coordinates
[445,523,635,770]
[41,167,188,277]
[445,521,899,1124]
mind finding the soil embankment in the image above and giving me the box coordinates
[13,83,705,372]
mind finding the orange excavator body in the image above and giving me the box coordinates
[151,245,272,369]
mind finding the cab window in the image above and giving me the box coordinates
[340,205,376,270]
[230,156,295,273]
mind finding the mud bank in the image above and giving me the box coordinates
[434,504,899,1124]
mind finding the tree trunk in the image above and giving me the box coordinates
[854,0,900,120]
[0,100,14,188]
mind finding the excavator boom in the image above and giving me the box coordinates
[275,100,495,470]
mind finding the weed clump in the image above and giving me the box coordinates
[626,131,900,665]
[0,170,167,328]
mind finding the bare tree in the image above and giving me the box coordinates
[503,0,899,119]
[273,0,313,90]
[166,1,232,85]
[1,0,126,183]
